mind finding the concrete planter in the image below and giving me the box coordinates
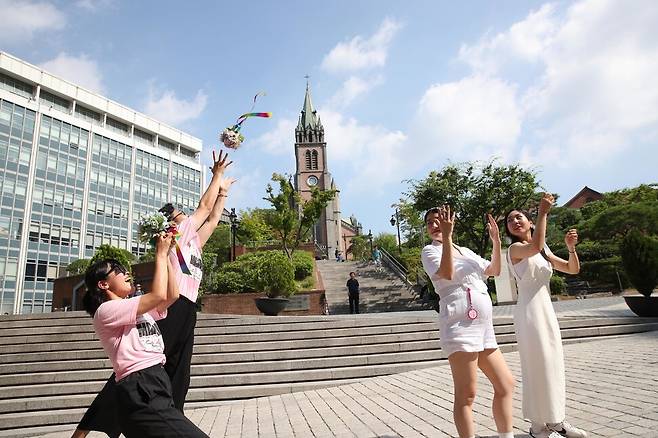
[624,295,658,317]
[254,297,289,316]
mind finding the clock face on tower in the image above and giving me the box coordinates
[307,175,319,187]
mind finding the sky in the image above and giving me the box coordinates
[2,0,657,235]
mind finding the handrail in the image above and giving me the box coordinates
[379,248,412,287]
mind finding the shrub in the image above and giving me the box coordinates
[580,256,627,287]
[292,251,314,280]
[550,275,567,295]
[620,229,658,298]
[207,250,296,298]
[213,271,245,294]
[256,251,296,298]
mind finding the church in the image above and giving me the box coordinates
[292,83,359,259]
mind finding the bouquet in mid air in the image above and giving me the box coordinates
[220,92,272,149]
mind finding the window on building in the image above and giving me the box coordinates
[39,91,70,113]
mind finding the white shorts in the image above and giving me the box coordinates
[438,288,498,357]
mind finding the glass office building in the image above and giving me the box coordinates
[0,52,204,314]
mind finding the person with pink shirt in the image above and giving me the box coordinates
[80,233,207,437]
[73,151,234,438]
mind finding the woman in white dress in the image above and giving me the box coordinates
[421,206,515,438]
[505,193,587,438]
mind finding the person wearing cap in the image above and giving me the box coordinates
[73,150,235,438]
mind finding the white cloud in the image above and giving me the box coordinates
[416,75,521,160]
[251,118,296,155]
[321,18,402,73]
[143,84,208,127]
[75,0,113,11]
[318,108,408,191]
[458,3,557,74]
[0,0,66,44]
[328,75,384,108]
[39,52,105,93]
[442,0,658,169]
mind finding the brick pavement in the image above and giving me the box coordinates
[42,328,658,438]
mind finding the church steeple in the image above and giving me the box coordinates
[296,81,324,142]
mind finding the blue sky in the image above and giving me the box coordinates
[2,0,657,234]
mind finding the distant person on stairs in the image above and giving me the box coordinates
[372,246,382,272]
[421,205,515,438]
[346,271,360,314]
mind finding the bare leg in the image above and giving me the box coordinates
[448,351,479,438]
[477,348,515,434]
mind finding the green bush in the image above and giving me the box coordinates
[213,270,245,294]
[207,250,296,298]
[550,275,567,295]
[292,251,314,280]
[580,256,627,287]
[620,229,658,297]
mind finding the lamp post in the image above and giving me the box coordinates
[390,208,402,255]
[229,208,238,261]
[367,229,373,256]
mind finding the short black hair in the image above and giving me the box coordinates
[158,203,176,221]
[423,207,441,223]
[82,259,125,317]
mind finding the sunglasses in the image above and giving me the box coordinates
[101,262,128,279]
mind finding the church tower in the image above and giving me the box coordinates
[293,82,342,258]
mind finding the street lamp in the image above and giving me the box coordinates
[390,208,402,254]
[367,229,373,256]
[229,208,239,261]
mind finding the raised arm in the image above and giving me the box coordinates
[508,193,553,262]
[190,150,233,227]
[483,214,502,277]
[197,177,236,247]
[437,205,455,280]
[137,232,173,316]
[546,229,580,274]
[156,258,180,313]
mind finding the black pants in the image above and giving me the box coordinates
[116,364,207,438]
[78,296,197,437]
[349,292,360,314]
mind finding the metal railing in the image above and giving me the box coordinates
[379,248,412,287]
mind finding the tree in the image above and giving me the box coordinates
[203,224,232,265]
[66,258,90,275]
[237,208,275,244]
[89,244,136,274]
[373,233,398,254]
[403,160,541,256]
[264,173,336,259]
[348,235,370,261]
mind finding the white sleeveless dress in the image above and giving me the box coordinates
[508,251,565,423]
[421,242,498,357]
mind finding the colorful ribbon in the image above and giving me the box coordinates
[230,93,272,132]
[175,242,192,275]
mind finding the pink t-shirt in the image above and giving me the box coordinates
[169,217,203,303]
[93,296,167,381]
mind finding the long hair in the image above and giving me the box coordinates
[504,209,551,264]
[82,259,123,317]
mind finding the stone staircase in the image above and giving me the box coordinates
[316,260,427,314]
[1,311,658,437]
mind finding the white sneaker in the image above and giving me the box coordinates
[529,427,563,438]
[547,421,588,438]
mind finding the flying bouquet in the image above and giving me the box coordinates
[220,92,272,149]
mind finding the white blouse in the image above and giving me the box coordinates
[421,241,491,298]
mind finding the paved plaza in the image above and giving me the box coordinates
[37,296,658,438]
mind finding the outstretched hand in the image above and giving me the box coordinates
[219,177,237,195]
[155,232,174,255]
[538,192,555,216]
[438,205,455,239]
[210,150,233,176]
[486,214,500,243]
[564,228,578,251]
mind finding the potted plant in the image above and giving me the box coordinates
[620,229,658,317]
[254,251,297,316]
